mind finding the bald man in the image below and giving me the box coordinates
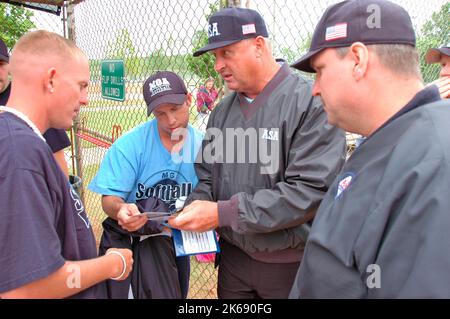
[0,30,133,299]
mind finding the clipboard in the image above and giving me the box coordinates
[172,229,220,257]
[170,196,220,256]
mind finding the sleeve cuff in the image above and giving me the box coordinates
[218,196,239,229]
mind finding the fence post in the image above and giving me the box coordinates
[66,1,85,203]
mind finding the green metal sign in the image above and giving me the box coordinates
[101,60,125,101]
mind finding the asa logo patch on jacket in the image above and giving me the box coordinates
[261,129,279,141]
[335,172,355,199]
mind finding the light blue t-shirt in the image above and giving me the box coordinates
[89,119,203,213]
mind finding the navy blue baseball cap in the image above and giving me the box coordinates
[425,43,450,64]
[0,39,9,63]
[193,7,269,57]
[291,0,416,73]
[143,71,188,116]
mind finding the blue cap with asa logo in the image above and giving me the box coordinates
[142,71,187,116]
[193,7,268,57]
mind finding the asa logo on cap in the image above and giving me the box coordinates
[261,128,278,141]
[149,77,172,96]
[208,22,221,38]
[335,172,355,199]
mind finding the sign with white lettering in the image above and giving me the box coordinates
[101,60,125,101]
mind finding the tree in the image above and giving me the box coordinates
[416,2,449,83]
[185,3,223,90]
[0,3,36,48]
[106,29,136,58]
[105,29,139,79]
[276,33,312,64]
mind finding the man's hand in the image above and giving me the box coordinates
[168,200,219,232]
[116,203,147,232]
[105,248,133,281]
[429,76,450,99]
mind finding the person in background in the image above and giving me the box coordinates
[195,77,219,131]
[425,42,450,99]
[0,37,71,178]
[195,76,220,263]
[0,39,9,103]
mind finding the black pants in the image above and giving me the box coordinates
[217,241,300,299]
[176,255,190,299]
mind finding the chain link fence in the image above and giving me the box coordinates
[1,0,449,299]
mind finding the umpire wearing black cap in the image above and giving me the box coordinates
[169,7,346,299]
[289,0,450,298]
[0,38,11,106]
[425,42,450,99]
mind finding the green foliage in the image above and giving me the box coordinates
[145,48,187,75]
[416,2,449,83]
[104,29,190,80]
[106,29,136,58]
[105,29,138,78]
[276,33,312,64]
[89,54,189,82]
[185,3,223,88]
[0,3,35,48]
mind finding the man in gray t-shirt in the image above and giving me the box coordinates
[0,30,133,299]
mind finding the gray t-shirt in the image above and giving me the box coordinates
[0,112,98,298]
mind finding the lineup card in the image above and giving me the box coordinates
[180,230,217,254]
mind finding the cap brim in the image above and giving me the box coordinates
[0,55,8,63]
[193,39,243,57]
[147,93,186,116]
[425,47,450,64]
[290,48,325,73]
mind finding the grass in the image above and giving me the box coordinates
[77,103,201,146]
[77,79,203,146]
[79,107,147,136]
[79,163,106,243]
[188,257,218,299]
